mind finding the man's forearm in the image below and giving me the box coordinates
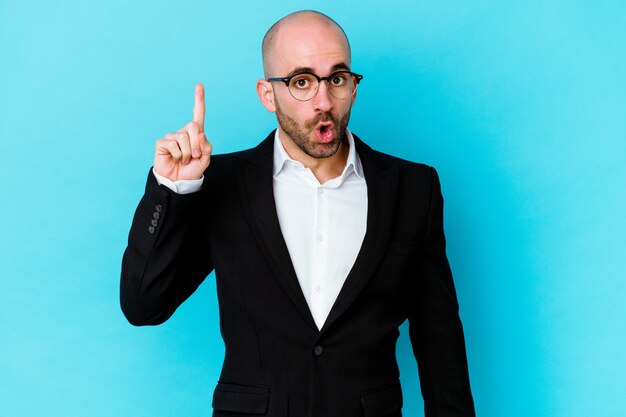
[120,169,213,325]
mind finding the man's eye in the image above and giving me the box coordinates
[331,74,347,85]
[293,78,311,89]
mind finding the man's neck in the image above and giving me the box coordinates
[279,129,350,184]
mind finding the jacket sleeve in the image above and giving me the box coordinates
[407,167,476,417]
[120,168,214,326]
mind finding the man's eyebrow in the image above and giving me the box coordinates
[285,67,315,78]
[330,62,350,72]
[284,63,351,78]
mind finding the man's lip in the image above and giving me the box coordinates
[315,123,335,143]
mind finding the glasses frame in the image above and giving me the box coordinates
[267,71,363,101]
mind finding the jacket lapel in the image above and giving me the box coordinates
[319,135,399,335]
[237,131,319,332]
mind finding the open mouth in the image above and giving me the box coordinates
[317,123,334,143]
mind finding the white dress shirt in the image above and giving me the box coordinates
[154,129,368,330]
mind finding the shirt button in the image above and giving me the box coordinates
[155,205,162,213]
[316,234,324,241]
[151,219,158,227]
[318,188,324,194]
[313,345,324,356]
[153,212,160,220]
[148,226,155,234]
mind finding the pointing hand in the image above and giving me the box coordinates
[154,83,212,181]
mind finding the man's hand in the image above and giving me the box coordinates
[154,83,213,181]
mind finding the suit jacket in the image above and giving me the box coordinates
[120,131,475,417]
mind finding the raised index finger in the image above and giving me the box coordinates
[193,83,205,132]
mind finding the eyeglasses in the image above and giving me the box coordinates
[267,71,363,101]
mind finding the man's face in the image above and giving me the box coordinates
[265,19,356,159]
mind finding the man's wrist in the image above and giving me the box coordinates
[152,168,203,194]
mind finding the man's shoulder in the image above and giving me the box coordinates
[367,146,433,171]
[209,131,275,168]
[353,133,436,178]
[210,147,255,164]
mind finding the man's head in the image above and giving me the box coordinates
[257,11,358,159]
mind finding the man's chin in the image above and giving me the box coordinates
[303,138,342,159]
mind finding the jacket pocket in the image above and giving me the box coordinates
[212,382,269,414]
[361,380,403,417]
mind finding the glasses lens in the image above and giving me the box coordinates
[288,74,318,101]
[327,72,356,99]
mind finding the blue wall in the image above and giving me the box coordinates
[1,1,624,416]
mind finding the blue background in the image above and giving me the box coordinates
[1,1,625,416]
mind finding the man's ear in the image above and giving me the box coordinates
[256,79,276,112]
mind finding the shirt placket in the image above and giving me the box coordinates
[311,182,328,328]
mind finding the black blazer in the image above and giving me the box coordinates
[121,131,475,417]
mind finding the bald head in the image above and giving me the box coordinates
[262,11,351,77]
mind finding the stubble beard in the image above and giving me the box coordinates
[274,98,351,159]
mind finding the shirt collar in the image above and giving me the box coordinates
[272,128,365,181]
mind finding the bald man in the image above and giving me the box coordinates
[121,10,475,417]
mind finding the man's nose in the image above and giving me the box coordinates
[312,80,333,112]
